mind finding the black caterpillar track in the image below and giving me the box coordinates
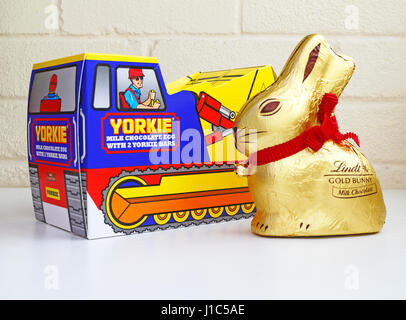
[29,164,46,223]
[64,171,87,237]
[101,163,255,235]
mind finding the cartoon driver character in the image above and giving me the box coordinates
[40,74,62,112]
[124,68,160,110]
[42,74,60,101]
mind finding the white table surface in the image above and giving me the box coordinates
[0,188,405,300]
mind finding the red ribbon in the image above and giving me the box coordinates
[247,93,360,166]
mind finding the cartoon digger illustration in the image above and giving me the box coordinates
[120,68,160,110]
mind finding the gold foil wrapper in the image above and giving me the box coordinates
[234,34,386,236]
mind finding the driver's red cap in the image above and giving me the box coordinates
[49,74,57,92]
[128,68,144,79]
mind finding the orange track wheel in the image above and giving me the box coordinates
[208,207,224,218]
[241,203,255,214]
[225,205,240,216]
[191,209,207,221]
[173,211,190,223]
[153,213,172,225]
[105,175,149,231]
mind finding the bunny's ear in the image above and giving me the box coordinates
[303,39,355,97]
[276,34,355,98]
[275,34,325,89]
[303,43,321,82]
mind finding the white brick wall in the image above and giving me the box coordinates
[0,0,405,188]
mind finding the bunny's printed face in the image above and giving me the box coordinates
[234,34,355,157]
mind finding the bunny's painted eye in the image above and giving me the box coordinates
[260,100,280,116]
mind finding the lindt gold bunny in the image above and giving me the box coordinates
[234,34,386,236]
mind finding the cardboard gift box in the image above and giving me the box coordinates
[27,53,276,239]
